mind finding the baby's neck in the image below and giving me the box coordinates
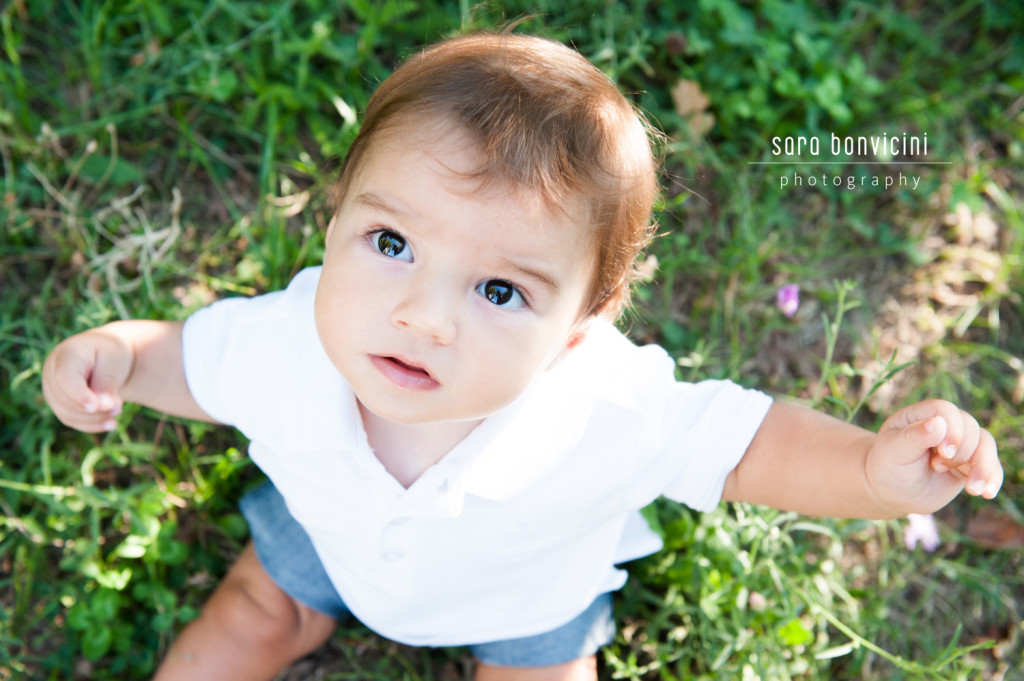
[358,402,482,489]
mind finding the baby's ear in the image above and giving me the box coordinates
[565,328,589,351]
[547,321,592,370]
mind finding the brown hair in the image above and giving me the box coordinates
[328,32,660,318]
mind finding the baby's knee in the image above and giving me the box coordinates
[207,548,336,657]
[475,656,598,681]
[214,575,304,648]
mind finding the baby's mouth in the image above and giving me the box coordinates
[389,355,431,376]
[370,354,440,390]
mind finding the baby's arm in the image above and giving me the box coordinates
[722,400,1002,519]
[43,320,217,432]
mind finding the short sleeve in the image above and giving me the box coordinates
[565,321,773,513]
[181,267,324,437]
[653,380,773,511]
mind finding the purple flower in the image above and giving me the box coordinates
[904,513,940,552]
[776,284,800,318]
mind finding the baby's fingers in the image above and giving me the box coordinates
[42,335,126,431]
[929,408,979,469]
[924,408,1002,498]
[958,429,1002,499]
[879,400,962,464]
[43,373,117,433]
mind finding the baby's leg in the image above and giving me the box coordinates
[475,656,598,681]
[470,592,612,681]
[153,543,337,681]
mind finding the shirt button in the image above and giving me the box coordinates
[381,550,405,563]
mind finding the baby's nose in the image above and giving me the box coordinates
[390,285,457,346]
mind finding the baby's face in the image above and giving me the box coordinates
[314,127,594,426]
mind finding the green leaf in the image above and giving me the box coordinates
[145,2,173,37]
[812,72,843,108]
[207,69,239,103]
[157,538,188,565]
[641,502,666,539]
[81,624,113,660]
[815,641,858,660]
[779,618,814,646]
[152,609,176,632]
[217,512,249,540]
[773,69,804,98]
[114,535,150,559]
[94,566,132,591]
[66,602,93,631]
[77,155,144,187]
[90,588,120,620]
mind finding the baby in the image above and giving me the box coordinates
[42,32,1002,681]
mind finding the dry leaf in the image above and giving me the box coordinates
[671,80,709,115]
[687,112,716,136]
[671,79,716,135]
[965,508,1024,550]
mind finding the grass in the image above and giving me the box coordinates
[2,0,1022,678]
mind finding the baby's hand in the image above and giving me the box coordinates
[867,400,1002,516]
[42,330,133,432]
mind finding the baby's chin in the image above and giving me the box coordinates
[354,394,507,428]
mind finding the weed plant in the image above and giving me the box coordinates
[2,1,1022,679]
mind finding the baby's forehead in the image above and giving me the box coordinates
[357,120,591,228]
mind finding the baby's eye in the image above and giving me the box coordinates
[371,230,412,262]
[477,279,526,310]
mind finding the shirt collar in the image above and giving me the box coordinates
[307,318,659,505]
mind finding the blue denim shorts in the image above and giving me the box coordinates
[239,480,616,667]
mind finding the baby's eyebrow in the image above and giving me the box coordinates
[499,258,560,294]
[354,191,412,219]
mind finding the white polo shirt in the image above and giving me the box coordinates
[182,267,772,647]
